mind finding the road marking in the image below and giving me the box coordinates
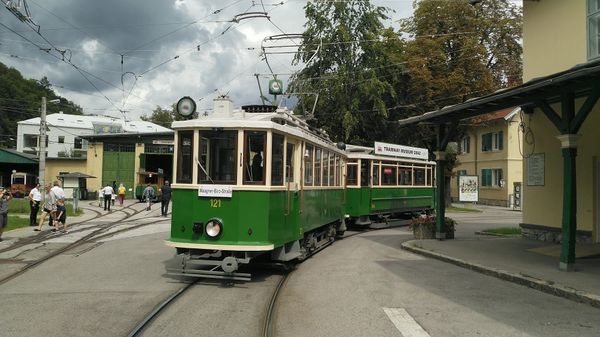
[383,307,431,337]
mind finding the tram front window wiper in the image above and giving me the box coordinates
[195,157,215,184]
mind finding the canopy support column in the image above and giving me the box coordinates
[434,122,456,240]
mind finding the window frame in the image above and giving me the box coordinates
[588,0,600,60]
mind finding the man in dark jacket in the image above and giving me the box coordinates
[160,181,172,216]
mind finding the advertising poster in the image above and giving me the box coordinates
[459,175,479,202]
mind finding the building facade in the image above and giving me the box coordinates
[520,0,600,245]
[450,108,523,207]
[16,112,171,159]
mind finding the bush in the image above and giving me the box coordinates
[409,214,456,239]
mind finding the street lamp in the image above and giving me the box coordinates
[38,97,60,198]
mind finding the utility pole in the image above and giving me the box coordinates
[38,97,47,202]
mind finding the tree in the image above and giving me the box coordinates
[140,103,196,129]
[396,0,522,204]
[141,106,174,128]
[0,63,82,148]
[289,0,398,145]
[399,0,522,116]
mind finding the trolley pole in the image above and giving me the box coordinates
[39,97,47,202]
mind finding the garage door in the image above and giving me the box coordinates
[102,143,135,192]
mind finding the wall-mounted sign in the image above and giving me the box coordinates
[527,153,545,186]
[198,185,232,198]
[374,141,429,160]
[459,175,479,202]
[268,79,283,95]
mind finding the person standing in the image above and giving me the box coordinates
[0,186,13,242]
[143,183,154,211]
[117,183,126,206]
[35,184,55,232]
[28,183,42,226]
[101,184,114,211]
[160,181,172,216]
[51,181,66,233]
[111,181,117,206]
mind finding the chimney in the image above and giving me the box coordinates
[213,96,233,117]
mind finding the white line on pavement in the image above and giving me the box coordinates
[383,307,431,337]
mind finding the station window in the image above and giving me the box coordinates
[382,165,397,186]
[244,131,266,184]
[272,134,284,186]
[198,130,237,184]
[58,136,65,144]
[304,144,314,186]
[372,162,380,186]
[481,168,503,187]
[176,131,193,184]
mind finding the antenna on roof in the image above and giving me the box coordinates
[119,109,130,122]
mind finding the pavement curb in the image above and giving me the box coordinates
[401,240,600,309]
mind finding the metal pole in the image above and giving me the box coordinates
[39,97,47,204]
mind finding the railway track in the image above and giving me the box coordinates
[262,272,291,337]
[0,201,168,285]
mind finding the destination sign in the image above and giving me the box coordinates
[374,141,429,160]
[198,185,233,198]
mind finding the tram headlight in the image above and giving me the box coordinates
[205,218,223,238]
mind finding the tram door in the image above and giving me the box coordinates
[284,140,299,226]
[360,159,372,206]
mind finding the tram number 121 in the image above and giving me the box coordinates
[210,199,222,208]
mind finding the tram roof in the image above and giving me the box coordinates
[172,110,345,154]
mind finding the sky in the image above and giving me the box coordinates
[0,0,519,121]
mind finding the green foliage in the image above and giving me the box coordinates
[140,103,192,129]
[289,0,398,145]
[0,64,82,148]
[9,198,83,217]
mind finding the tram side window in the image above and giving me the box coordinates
[399,167,412,186]
[322,151,329,186]
[335,155,341,186]
[176,131,193,184]
[382,165,397,185]
[329,153,337,186]
[199,130,237,184]
[372,162,380,186]
[360,160,369,186]
[272,134,284,185]
[414,167,426,186]
[286,142,295,183]
[244,131,266,184]
[346,163,358,186]
[314,148,322,186]
[304,144,314,186]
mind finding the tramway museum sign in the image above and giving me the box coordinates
[198,185,233,198]
[374,141,429,160]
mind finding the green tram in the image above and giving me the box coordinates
[166,99,347,280]
[344,142,436,227]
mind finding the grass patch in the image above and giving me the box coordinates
[481,227,522,235]
[446,206,482,213]
[8,199,83,217]
[5,215,30,231]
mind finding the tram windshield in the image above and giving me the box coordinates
[199,130,238,184]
